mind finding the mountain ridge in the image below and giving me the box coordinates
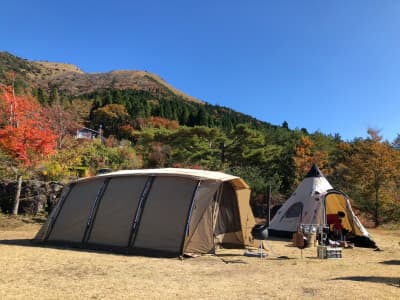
[0,51,202,103]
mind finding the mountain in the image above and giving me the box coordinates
[0,51,202,103]
[0,51,278,134]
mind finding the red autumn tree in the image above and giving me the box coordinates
[0,86,57,166]
[0,85,57,215]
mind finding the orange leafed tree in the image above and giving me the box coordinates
[293,135,330,183]
[148,116,179,130]
[343,129,400,226]
[0,86,57,166]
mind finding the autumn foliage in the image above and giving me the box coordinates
[340,129,400,226]
[0,86,56,166]
[148,116,179,130]
[293,135,330,182]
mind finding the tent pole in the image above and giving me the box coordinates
[128,176,155,248]
[82,178,110,246]
[211,184,224,254]
[180,180,201,256]
[266,185,271,226]
[43,183,74,241]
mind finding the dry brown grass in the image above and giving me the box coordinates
[0,217,399,299]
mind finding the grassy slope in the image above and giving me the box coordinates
[0,216,399,299]
[144,72,203,103]
[1,52,202,104]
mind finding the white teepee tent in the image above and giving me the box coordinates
[268,165,376,248]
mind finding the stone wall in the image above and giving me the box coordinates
[0,180,64,215]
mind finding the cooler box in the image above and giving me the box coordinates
[317,246,342,259]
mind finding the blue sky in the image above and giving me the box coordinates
[1,1,399,142]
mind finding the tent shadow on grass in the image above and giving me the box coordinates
[0,238,105,254]
[332,276,400,288]
[379,260,400,265]
[0,239,171,259]
[0,239,294,261]
[0,239,34,247]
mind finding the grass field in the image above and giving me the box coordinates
[0,215,399,299]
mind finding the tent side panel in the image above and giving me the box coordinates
[34,185,72,241]
[184,181,221,254]
[133,177,197,253]
[269,176,331,234]
[235,188,255,247]
[88,176,147,247]
[48,179,105,243]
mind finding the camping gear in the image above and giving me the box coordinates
[317,245,342,259]
[251,223,269,240]
[268,165,377,248]
[249,223,269,258]
[34,168,256,256]
[248,185,271,257]
[249,185,271,242]
[298,224,319,247]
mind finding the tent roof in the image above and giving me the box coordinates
[94,168,250,189]
[305,164,324,178]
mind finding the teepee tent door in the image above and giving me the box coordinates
[324,190,374,247]
[324,191,354,235]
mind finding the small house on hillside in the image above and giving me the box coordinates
[76,127,103,141]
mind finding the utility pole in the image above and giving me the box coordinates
[99,124,103,143]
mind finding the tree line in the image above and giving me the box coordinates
[1,84,399,226]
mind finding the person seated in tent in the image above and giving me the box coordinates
[327,211,346,241]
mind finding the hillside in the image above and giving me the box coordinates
[0,51,275,134]
[0,51,202,103]
[1,51,400,226]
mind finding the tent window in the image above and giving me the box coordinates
[284,202,303,218]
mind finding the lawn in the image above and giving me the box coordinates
[0,215,399,299]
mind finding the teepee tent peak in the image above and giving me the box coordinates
[305,164,324,178]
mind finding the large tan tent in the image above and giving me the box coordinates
[35,168,256,256]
